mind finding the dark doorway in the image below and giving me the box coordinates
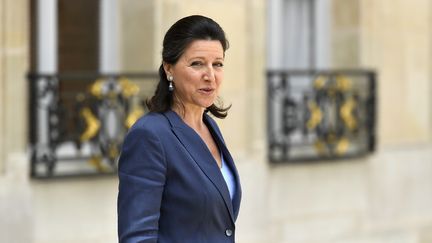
[57,0,101,144]
[58,0,100,72]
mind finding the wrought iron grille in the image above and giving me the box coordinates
[28,72,158,178]
[267,70,376,163]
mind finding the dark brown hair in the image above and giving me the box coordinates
[146,15,231,118]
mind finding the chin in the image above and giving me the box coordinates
[198,99,216,109]
[200,103,213,109]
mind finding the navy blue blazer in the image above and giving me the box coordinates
[117,110,242,243]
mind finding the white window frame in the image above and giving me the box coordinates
[267,0,331,70]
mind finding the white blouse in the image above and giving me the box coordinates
[220,152,236,200]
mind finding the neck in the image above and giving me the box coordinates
[172,104,206,131]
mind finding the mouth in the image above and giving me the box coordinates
[198,87,215,95]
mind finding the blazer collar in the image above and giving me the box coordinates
[204,113,242,221]
[163,110,238,223]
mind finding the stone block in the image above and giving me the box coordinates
[120,0,156,71]
[0,154,32,243]
[332,0,360,29]
[366,147,432,229]
[359,0,432,145]
[332,31,360,67]
[279,214,360,242]
[4,55,28,154]
[268,160,368,220]
[419,224,432,243]
[2,0,29,171]
[32,178,118,243]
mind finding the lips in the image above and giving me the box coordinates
[198,87,215,94]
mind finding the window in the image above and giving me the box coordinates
[267,0,330,70]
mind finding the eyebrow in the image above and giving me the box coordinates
[187,56,224,61]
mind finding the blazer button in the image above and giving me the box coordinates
[225,229,233,237]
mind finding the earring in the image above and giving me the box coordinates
[168,75,174,91]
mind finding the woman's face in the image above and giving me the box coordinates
[164,40,224,112]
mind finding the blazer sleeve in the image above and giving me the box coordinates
[117,125,167,243]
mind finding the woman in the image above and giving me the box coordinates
[117,15,242,243]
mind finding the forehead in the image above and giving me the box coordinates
[182,40,224,59]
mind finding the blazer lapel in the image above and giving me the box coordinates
[163,111,236,223]
[203,114,242,221]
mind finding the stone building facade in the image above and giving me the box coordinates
[1,0,432,242]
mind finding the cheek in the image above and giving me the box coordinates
[216,72,224,85]
[215,79,222,95]
[185,71,202,86]
[176,72,196,91]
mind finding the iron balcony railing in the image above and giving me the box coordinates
[267,69,377,163]
[28,69,377,177]
[28,72,158,178]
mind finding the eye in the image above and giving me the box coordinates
[213,62,224,68]
[190,61,203,67]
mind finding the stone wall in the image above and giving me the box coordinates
[331,0,361,67]
[331,0,432,145]
[0,0,4,174]
[360,0,432,145]
[119,0,156,72]
[0,0,29,175]
[0,1,31,242]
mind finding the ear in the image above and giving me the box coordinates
[163,62,173,77]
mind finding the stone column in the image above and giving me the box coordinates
[331,0,360,67]
[245,0,266,158]
[1,0,29,175]
[0,0,4,174]
[119,0,157,72]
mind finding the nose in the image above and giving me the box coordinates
[204,65,215,82]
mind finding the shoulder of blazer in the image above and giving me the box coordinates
[130,112,171,133]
